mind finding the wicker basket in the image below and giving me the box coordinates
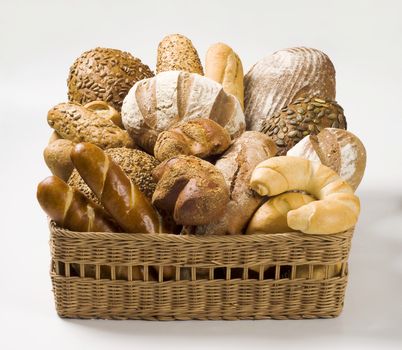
[49,221,353,320]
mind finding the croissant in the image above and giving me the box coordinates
[250,156,360,234]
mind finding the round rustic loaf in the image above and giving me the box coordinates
[68,147,159,203]
[287,128,366,190]
[244,47,336,131]
[121,71,246,153]
[260,97,346,155]
[156,34,203,75]
[67,47,154,111]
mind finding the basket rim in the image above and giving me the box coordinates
[49,220,354,244]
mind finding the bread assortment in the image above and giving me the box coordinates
[121,70,245,153]
[39,37,366,281]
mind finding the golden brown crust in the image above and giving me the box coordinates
[156,34,203,75]
[43,139,75,181]
[205,43,244,109]
[84,101,123,128]
[47,102,134,149]
[154,118,231,161]
[152,155,229,225]
[67,47,153,111]
[70,143,163,233]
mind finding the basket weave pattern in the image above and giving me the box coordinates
[49,221,353,320]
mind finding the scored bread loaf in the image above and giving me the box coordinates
[152,155,229,226]
[156,34,203,75]
[205,43,244,109]
[250,156,360,234]
[48,102,134,149]
[37,176,118,232]
[193,131,277,235]
[244,47,336,131]
[287,128,366,190]
[44,139,75,181]
[154,118,231,161]
[121,71,245,154]
[246,192,315,234]
[70,143,164,233]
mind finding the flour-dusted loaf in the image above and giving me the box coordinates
[156,34,203,75]
[244,47,336,131]
[287,128,366,190]
[48,102,134,149]
[205,43,244,109]
[121,71,245,153]
[68,47,154,111]
[194,131,277,235]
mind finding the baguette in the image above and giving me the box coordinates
[37,176,118,232]
[250,156,360,234]
[70,143,163,233]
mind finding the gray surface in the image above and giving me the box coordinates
[1,1,401,349]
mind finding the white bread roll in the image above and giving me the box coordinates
[250,156,360,234]
[287,128,366,190]
[122,71,245,153]
[244,47,336,131]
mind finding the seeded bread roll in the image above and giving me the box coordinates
[260,97,346,155]
[122,71,245,153]
[68,47,154,111]
[68,147,159,203]
[156,34,203,75]
[287,128,366,190]
[44,139,75,181]
[244,47,336,131]
[193,131,277,235]
[84,101,123,128]
[152,155,229,226]
[48,102,134,149]
[205,43,244,109]
[154,118,231,161]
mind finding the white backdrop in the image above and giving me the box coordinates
[0,0,401,349]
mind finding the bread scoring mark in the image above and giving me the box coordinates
[155,71,179,131]
[339,143,357,181]
[63,187,74,227]
[135,78,157,130]
[86,205,95,231]
[177,71,194,121]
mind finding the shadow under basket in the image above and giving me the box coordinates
[49,221,354,320]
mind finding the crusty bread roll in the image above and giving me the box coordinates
[246,192,315,234]
[250,156,360,234]
[71,143,163,233]
[121,71,245,153]
[154,118,231,161]
[48,102,134,149]
[205,43,244,109]
[84,101,123,128]
[287,128,366,190]
[156,34,203,75]
[152,155,229,226]
[44,138,75,181]
[244,47,336,131]
[193,131,277,235]
[68,47,153,111]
